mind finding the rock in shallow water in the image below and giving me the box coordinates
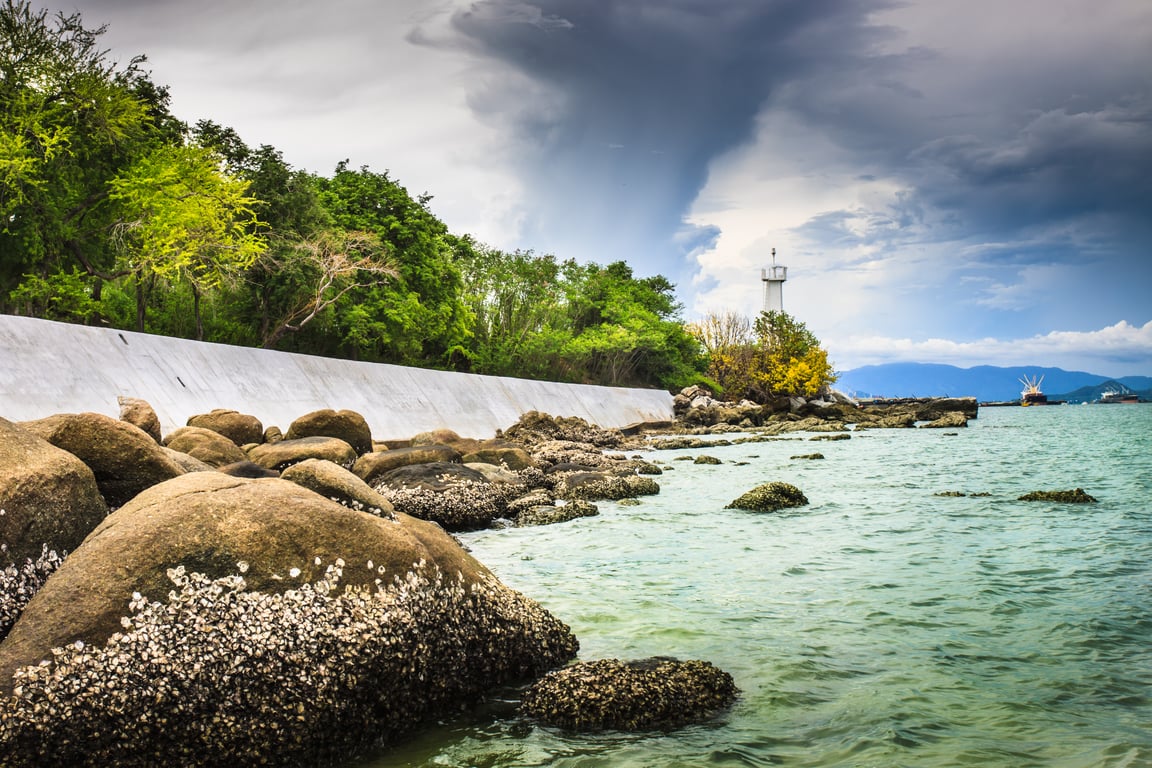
[1018,488,1097,503]
[725,481,809,512]
[520,657,738,731]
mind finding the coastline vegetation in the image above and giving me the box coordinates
[0,1,833,398]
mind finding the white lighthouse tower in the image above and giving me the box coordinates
[761,248,787,313]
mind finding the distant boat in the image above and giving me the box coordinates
[1098,389,1141,404]
[1019,375,1048,406]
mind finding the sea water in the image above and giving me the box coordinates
[365,405,1152,768]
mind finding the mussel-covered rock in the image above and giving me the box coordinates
[725,481,809,512]
[515,500,599,528]
[520,657,737,731]
[0,472,578,766]
[1018,488,1097,503]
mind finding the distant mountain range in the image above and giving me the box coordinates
[835,363,1152,403]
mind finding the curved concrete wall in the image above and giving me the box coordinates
[0,315,673,439]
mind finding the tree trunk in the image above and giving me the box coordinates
[135,273,146,332]
[192,284,204,341]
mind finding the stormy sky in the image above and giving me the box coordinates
[43,0,1152,374]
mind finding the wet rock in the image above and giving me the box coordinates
[520,657,738,731]
[554,473,660,502]
[353,445,463,485]
[162,425,248,468]
[921,411,969,428]
[501,412,625,449]
[247,436,357,472]
[0,418,107,565]
[1018,488,1097,503]
[809,433,851,442]
[116,396,161,443]
[20,412,185,508]
[515,501,599,528]
[186,408,264,446]
[790,453,825,460]
[934,490,966,497]
[726,482,809,512]
[285,409,373,456]
[693,455,722,465]
[280,459,395,516]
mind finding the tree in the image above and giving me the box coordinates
[687,311,756,399]
[0,0,156,302]
[107,143,266,336]
[751,310,836,398]
[258,229,394,349]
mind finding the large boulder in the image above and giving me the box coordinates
[374,463,508,531]
[520,657,738,731]
[186,408,264,447]
[352,445,463,485]
[0,418,108,564]
[116,396,161,443]
[162,425,248,468]
[285,409,373,456]
[0,472,578,765]
[247,436,358,472]
[19,412,185,507]
[280,459,395,516]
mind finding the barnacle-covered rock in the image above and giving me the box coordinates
[1018,488,1097,503]
[520,657,737,731]
[0,563,577,767]
[376,468,521,532]
[920,411,968,428]
[353,445,463,485]
[186,408,264,446]
[693,455,722,465]
[461,442,536,471]
[515,501,599,528]
[163,425,248,468]
[501,412,625,449]
[725,481,809,512]
[247,436,357,472]
[285,409,373,456]
[0,417,108,563]
[0,545,64,643]
[554,472,660,502]
[19,412,186,507]
[280,458,395,517]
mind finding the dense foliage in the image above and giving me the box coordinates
[688,310,836,400]
[1,1,826,397]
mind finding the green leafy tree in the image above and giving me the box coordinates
[0,0,161,302]
[751,310,836,398]
[107,143,266,336]
[316,162,470,365]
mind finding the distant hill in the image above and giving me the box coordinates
[835,363,1152,402]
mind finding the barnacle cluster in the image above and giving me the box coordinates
[500,412,626,449]
[0,561,577,767]
[376,479,523,531]
[554,474,660,502]
[0,544,64,642]
[520,657,738,731]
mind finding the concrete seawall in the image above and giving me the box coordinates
[0,315,674,439]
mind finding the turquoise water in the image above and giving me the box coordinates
[366,405,1152,768]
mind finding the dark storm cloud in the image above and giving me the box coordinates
[426,0,898,280]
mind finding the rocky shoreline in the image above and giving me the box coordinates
[0,389,975,765]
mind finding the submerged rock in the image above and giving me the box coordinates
[520,657,737,731]
[515,501,599,528]
[1018,488,1097,503]
[725,482,809,512]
